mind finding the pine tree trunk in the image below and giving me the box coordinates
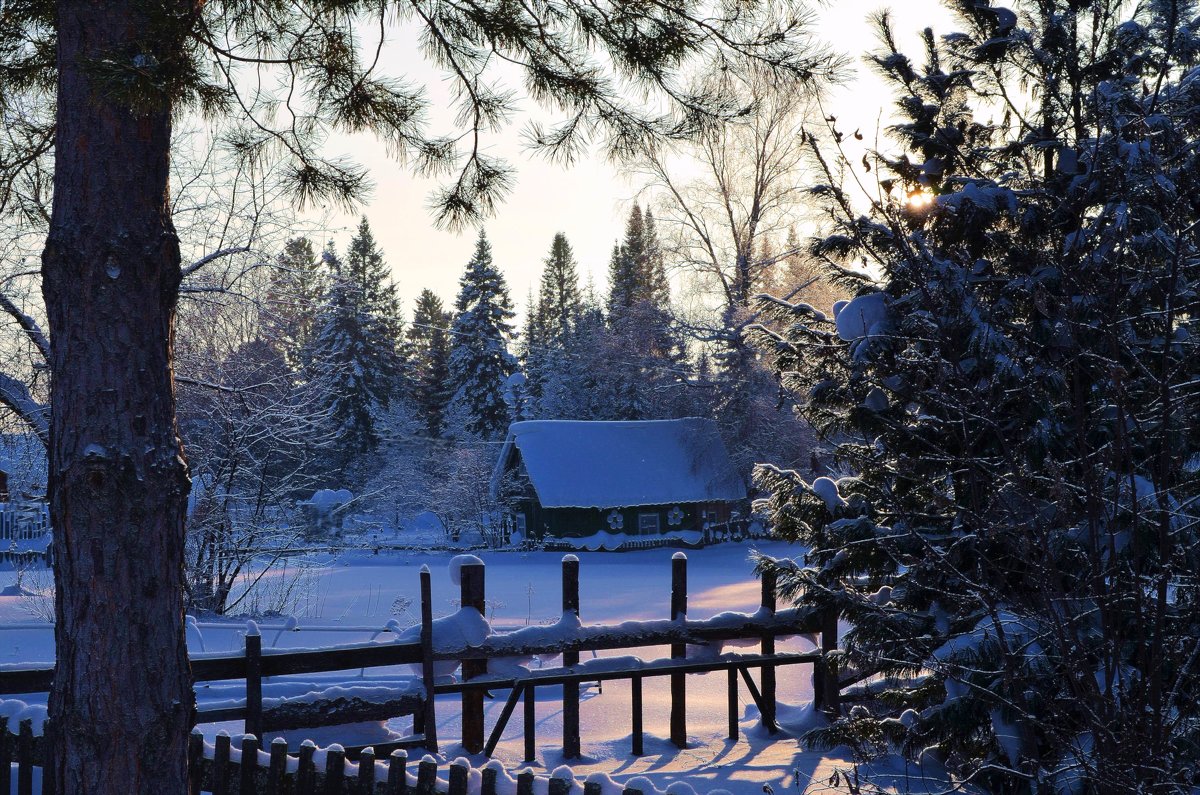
[42,2,194,792]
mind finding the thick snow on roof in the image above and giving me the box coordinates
[493,419,746,509]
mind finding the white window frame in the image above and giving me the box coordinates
[638,512,661,534]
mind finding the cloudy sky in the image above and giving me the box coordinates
[315,1,953,314]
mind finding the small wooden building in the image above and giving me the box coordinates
[0,432,50,542]
[490,418,747,545]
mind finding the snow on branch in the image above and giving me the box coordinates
[0,370,48,446]
[0,292,49,362]
[181,245,251,279]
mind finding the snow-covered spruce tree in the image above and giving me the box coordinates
[525,233,585,416]
[407,288,453,438]
[607,205,670,316]
[605,206,688,419]
[751,3,1200,791]
[309,223,406,474]
[263,237,329,371]
[447,231,517,440]
[520,286,547,407]
[530,282,608,420]
[343,217,409,395]
[538,233,583,345]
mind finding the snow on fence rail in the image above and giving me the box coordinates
[0,555,842,785]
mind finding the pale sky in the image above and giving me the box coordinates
[313,1,954,315]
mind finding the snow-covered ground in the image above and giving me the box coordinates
[1,542,952,793]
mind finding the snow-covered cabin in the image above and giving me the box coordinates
[0,434,46,503]
[0,433,49,541]
[490,419,747,543]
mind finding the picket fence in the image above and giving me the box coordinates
[0,505,50,544]
[4,717,744,795]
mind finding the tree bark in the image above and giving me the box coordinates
[43,2,194,792]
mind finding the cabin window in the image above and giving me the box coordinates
[515,513,527,533]
[638,512,660,534]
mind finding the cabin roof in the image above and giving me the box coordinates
[490,418,747,509]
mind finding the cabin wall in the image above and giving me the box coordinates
[516,502,734,540]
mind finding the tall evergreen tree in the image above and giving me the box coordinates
[642,211,671,310]
[519,287,547,406]
[753,3,1200,791]
[309,221,405,469]
[538,233,583,346]
[309,246,377,466]
[603,206,687,418]
[407,289,453,437]
[608,207,644,313]
[343,217,408,395]
[447,232,517,439]
[523,234,583,415]
[264,237,328,370]
[608,206,671,313]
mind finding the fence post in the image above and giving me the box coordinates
[267,737,288,794]
[460,561,487,754]
[523,684,536,762]
[516,770,535,795]
[670,552,688,748]
[297,740,316,795]
[760,566,777,730]
[212,732,230,795]
[239,735,259,795]
[561,554,581,759]
[186,729,204,795]
[358,747,376,794]
[245,621,263,740]
[325,744,346,794]
[631,675,643,756]
[822,606,840,716]
[416,757,438,795]
[0,717,8,795]
[39,718,54,795]
[17,719,32,795]
[418,565,438,754]
[386,749,407,794]
[549,775,571,795]
[481,767,498,795]
[448,760,469,795]
[726,667,738,740]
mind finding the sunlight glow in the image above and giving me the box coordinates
[906,190,936,210]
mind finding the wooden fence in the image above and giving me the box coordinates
[2,717,755,795]
[0,504,50,544]
[0,550,48,570]
[0,554,842,793]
